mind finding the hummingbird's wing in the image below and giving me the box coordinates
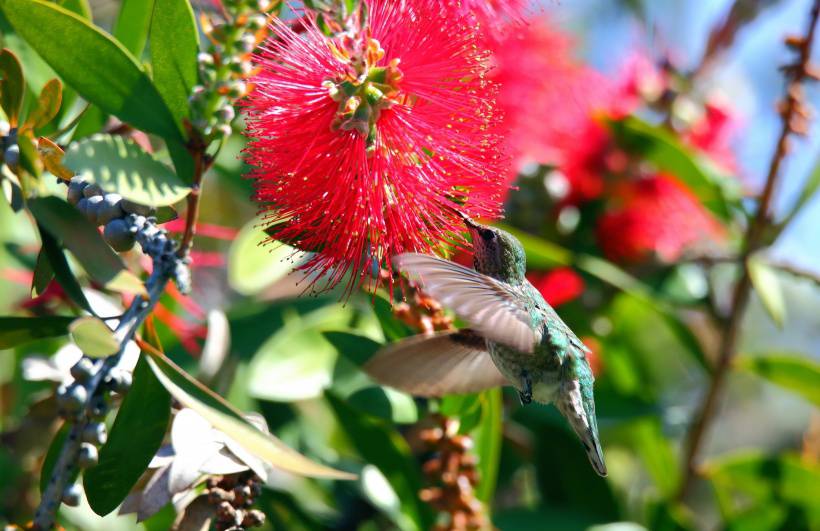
[393,253,541,353]
[364,330,508,396]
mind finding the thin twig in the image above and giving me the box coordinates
[33,269,172,530]
[676,0,820,501]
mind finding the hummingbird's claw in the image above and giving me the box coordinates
[518,370,532,405]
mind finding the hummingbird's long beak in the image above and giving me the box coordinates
[456,210,481,230]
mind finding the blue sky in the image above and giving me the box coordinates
[543,0,820,271]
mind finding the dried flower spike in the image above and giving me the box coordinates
[244,0,508,294]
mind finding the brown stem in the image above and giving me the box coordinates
[676,0,820,501]
[177,140,213,258]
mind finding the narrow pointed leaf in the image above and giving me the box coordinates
[85,355,171,515]
[149,0,199,129]
[737,354,820,407]
[38,223,92,312]
[145,351,355,480]
[113,0,156,56]
[474,388,503,504]
[326,392,433,530]
[29,196,147,296]
[63,134,191,207]
[0,316,74,349]
[69,316,119,358]
[1,0,182,141]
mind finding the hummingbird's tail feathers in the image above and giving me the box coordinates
[557,377,608,477]
[392,253,540,353]
[364,330,507,397]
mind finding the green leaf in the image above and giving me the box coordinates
[473,388,502,504]
[1,0,182,141]
[609,116,737,219]
[0,316,73,349]
[247,305,353,402]
[228,220,305,296]
[326,392,434,530]
[737,354,820,407]
[69,316,119,357]
[113,0,156,56]
[145,351,355,480]
[63,134,191,207]
[149,0,199,129]
[24,77,62,130]
[31,247,54,296]
[58,0,90,18]
[85,355,171,516]
[28,196,147,296]
[747,256,787,328]
[38,223,92,312]
[347,386,419,424]
[704,452,820,526]
[323,331,382,367]
[0,48,24,125]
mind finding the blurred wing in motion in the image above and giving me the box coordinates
[393,253,541,353]
[364,330,508,396]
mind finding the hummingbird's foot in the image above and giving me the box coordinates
[518,370,532,405]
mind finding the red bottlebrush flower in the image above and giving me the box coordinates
[596,174,725,264]
[489,18,615,189]
[457,0,529,39]
[526,267,585,307]
[245,1,507,293]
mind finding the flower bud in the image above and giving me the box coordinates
[216,105,236,123]
[104,219,136,252]
[246,14,267,31]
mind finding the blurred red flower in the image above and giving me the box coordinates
[490,18,614,183]
[245,0,507,293]
[596,174,724,263]
[527,267,585,307]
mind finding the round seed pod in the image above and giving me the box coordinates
[69,357,95,383]
[89,394,109,420]
[67,177,88,205]
[85,195,104,225]
[106,367,133,394]
[103,219,136,252]
[82,422,108,446]
[3,144,19,169]
[77,442,99,468]
[120,199,154,216]
[62,484,82,507]
[57,383,88,417]
[96,193,125,225]
[83,183,103,198]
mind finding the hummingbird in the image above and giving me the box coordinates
[365,216,607,476]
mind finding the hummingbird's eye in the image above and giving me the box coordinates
[480,229,496,241]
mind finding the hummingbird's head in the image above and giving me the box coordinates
[461,215,527,284]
